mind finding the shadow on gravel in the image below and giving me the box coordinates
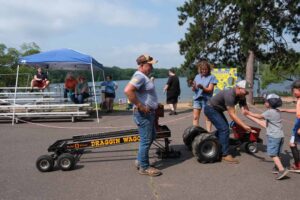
[152,144,194,170]
[76,144,193,171]
[78,148,139,164]
[255,144,293,167]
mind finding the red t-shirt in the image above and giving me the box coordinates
[65,78,78,91]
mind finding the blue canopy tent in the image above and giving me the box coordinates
[19,48,103,70]
[12,48,105,124]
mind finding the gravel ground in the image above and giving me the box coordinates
[0,105,299,200]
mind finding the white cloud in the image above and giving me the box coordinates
[94,1,158,27]
[100,42,183,68]
[0,0,184,68]
[150,0,183,5]
[0,0,158,38]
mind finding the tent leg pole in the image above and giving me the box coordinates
[12,65,20,125]
[90,63,99,123]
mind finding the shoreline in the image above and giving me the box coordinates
[163,96,297,109]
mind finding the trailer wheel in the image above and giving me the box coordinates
[192,133,220,163]
[183,126,208,149]
[57,153,76,171]
[245,142,258,154]
[36,155,54,172]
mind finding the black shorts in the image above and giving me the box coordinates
[166,93,179,104]
[105,92,115,98]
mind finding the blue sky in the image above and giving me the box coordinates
[0,0,187,68]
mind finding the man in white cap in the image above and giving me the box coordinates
[204,80,257,164]
[124,54,161,176]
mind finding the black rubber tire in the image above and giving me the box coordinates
[245,142,258,154]
[183,126,208,149]
[36,155,54,172]
[192,133,221,163]
[57,153,76,171]
[240,142,247,152]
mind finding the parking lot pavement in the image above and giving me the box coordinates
[0,107,299,200]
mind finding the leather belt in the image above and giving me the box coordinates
[133,107,156,113]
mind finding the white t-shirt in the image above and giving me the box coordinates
[129,71,158,110]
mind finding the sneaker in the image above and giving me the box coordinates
[222,155,239,164]
[169,111,174,115]
[134,160,155,170]
[289,163,300,172]
[174,111,178,115]
[272,166,279,174]
[139,167,162,177]
[276,168,289,180]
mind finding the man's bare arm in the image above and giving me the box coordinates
[124,83,139,105]
[124,83,149,113]
[245,115,266,128]
[279,108,296,113]
[227,106,253,132]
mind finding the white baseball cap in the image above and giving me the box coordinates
[264,93,282,108]
[236,80,252,89]
[265,93,280,100]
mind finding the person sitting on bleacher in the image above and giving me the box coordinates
[30,67,50,91]
[74,75,89,104]
[64,72,77,102]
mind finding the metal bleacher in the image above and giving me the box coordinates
[0,86,92,123]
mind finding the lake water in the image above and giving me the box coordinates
[53,77,292,103]
[113,77,192,103]
[100,77,292,103]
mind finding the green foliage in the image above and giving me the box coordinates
[0,43,186,86]
[20,42,40,56]
[260,61,300,89]
[102,66,136,81]
[178,0,300,83]
[100,66,182,81]
[0,42,40,87]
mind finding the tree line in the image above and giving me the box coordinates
[0,43,186,87]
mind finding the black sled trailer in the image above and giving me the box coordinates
[36,107,180,172]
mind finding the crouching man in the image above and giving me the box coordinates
[204,80,257,164]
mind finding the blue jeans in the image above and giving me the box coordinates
[64,89,76,102]
[292,118,300,143]
[204,105,229,156]
[77,92,89,104]
[133,110,156,170]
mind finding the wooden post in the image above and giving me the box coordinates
[246,50,255,105]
